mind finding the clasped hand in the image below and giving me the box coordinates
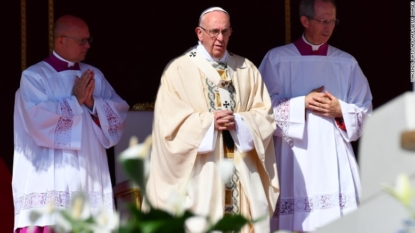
[73,69,95,109]
[214,109,235,130]
[305,86,342,118]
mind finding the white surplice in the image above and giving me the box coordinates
[12,57,129,230]
[259,42,373,232]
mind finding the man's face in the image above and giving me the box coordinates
[196,11,231,59]
[61,25,91,62]
[302,0,336,45]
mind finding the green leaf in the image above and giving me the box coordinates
[120,158,146,194]
[207,214,250,232]
[119,208,194,233]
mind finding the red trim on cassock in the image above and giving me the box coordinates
[335,117,346,131]
[91,114,101,127]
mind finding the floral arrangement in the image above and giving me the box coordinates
[28,135,256,233]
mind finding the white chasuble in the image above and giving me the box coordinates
[189,48,241,216]
[145,47,279,233]
[259,42,372,232]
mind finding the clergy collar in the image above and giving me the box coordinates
[293,34,328,56]
[196,41,229,63]
[44,51,80,72]
[302,34,324,50]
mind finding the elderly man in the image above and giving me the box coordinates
[145,6,279,233]
[12,15,129,232]
[259,0,373,231]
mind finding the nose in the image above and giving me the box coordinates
[216,31,224,41]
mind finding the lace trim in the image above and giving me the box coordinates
[54,99,74,147]
[275,98,293,147]
[103,102,120,140]
[14,191,113,215]
[274,193,357,217]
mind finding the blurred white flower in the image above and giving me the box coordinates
[219,159,235,184]
[383,173,412,207]
[29,202,57,229]
[166,185,188,216]
[185,216,208,233]
[118,135,152,193]
[91,206,120,233]
[68,192,91,221]
[119,135,152,160]
[54,213,73,233]
[382,173,415,221]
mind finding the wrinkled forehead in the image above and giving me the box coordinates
[200,13,231,29]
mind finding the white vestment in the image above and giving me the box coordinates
[145,47,279,233]
[259,42,372,232]
[12,56,129,230]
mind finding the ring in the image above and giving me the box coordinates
[224,123,229,127]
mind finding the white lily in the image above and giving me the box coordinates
[382,173,415,220]
[68,192,91,221]
[29,201,55,224]
[119,135,152,160]
[383,173,412,207]
[219,159,235,184]
[90,206,120,233]
[185,215,209,233]
[166,184,189,216]
[118,135,152,194]
[53,212,73,233]
[27,201,73,233]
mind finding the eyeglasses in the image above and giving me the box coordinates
[199,26,232,38]
[62,36,93,45]
[307,17,339,26]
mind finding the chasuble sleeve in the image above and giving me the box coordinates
[236,64,276,154]
[88,69,129,148]
[16,69,84,150]
[234,60,278,189]
[154,62,214,152]
[145,60,216,207]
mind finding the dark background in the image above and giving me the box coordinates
[1,1,411,231]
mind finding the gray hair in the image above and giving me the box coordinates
[299,0,336,18]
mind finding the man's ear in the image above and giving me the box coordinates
[300,16,309,28]
[195,27,203,41]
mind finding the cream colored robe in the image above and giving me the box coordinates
[145,48,279,232]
